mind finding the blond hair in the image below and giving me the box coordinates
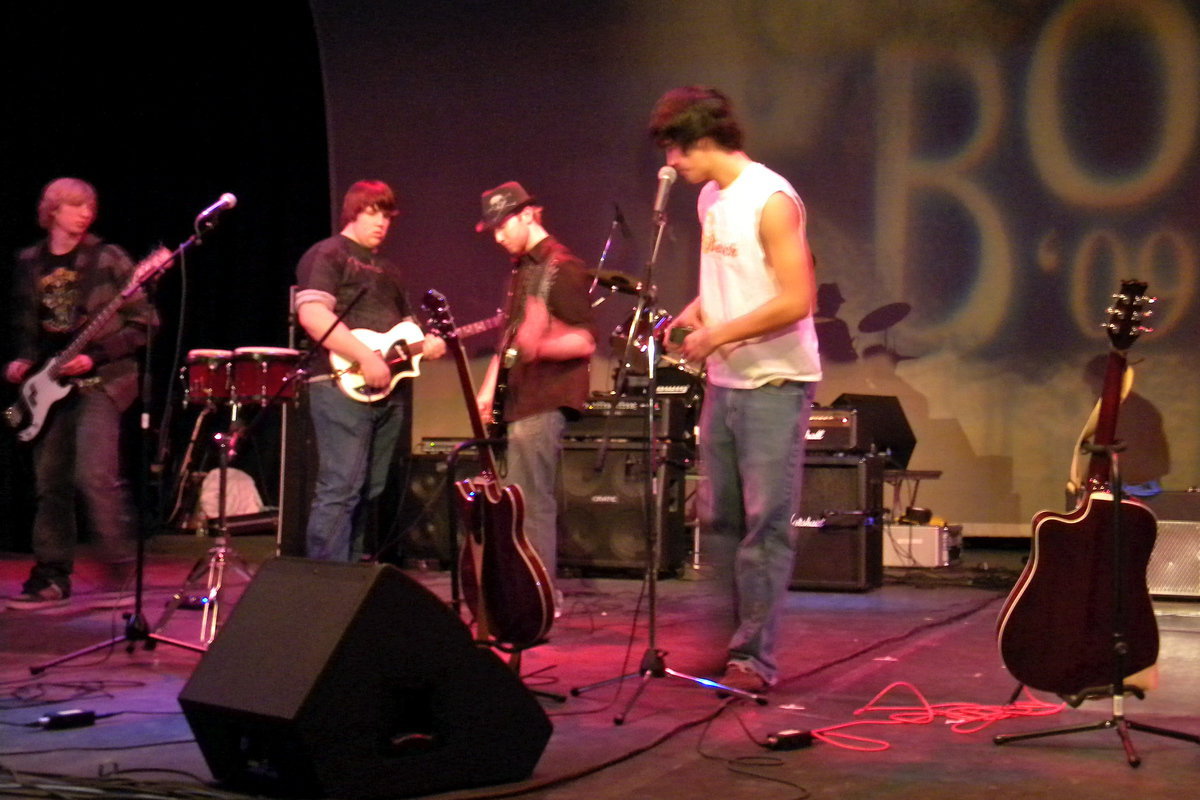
[38,177,97,230]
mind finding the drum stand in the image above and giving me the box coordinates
[570,200,766,723]
[155,411,255,644]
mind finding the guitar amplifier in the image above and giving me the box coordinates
[564,394,695,442]
[790,454,885,591]
[805,407,861,452]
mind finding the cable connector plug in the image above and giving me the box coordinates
[765,729,814,750]
[37,709,97,730]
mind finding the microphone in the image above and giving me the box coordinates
[195,193,238,226]
[652,166,677,220]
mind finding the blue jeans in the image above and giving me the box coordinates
[502,409,566,578]
[305,381,407,562]
[699,381,813,684]
[28,387,136,592]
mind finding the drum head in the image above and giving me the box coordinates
[187,348,233,360]
[232,346,301,358]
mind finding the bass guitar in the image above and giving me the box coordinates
[5,247,173,442]
[997,280,1158,696]
[328,312,502,402]
[422,289,555,648]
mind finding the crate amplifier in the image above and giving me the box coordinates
[564,394,695,442]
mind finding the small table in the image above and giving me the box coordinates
[883,469,942,520]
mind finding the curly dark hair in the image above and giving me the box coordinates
[648,86,744,152]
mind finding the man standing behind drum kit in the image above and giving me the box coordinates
[293,180,445,562]
[653,87,822,693]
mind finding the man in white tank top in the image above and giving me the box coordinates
[652,86,821,694]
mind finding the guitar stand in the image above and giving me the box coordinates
[994,445,1200,765]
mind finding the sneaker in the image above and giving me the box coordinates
[6,582,72,611]
[717,661,770,694]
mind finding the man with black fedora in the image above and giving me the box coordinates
[474,181,595,595]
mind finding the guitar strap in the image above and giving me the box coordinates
[1067,363,1135,496]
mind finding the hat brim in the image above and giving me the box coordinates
[475,199,535,233]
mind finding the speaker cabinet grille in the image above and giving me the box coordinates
[1148,520,1200,598]
[790,454,885,591]
[558,441,687,573]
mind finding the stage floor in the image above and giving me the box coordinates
[2,535,1199,800]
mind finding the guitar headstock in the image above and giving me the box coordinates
[121,247,174,298]
[422,289,457,339]
[1103,279,1154,351]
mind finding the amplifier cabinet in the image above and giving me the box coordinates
[790,454,885,592]
[557,441,688,574]
[1148,520,1200,598]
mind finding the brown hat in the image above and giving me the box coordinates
[476,181,535,232]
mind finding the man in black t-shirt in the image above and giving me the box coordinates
[5,177,158,611]
[474,181,595,586]
[294,180,445,561]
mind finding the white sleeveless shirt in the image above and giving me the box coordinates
[697,162,822,389]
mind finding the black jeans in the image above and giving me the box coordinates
[26,387,136,591]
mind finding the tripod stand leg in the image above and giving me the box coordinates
[614,671,655,726]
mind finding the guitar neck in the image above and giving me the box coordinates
[445,335,501,477]
[1084,349,1128,489]
[455,313,504,340]
[48,249,169,379]
[48,293,128,378]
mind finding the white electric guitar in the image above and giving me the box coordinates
[329,312,504,402]
[5,247,173,442]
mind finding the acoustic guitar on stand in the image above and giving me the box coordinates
[422,289,555,648]
[997,280,1158,697]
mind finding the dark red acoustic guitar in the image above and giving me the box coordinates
[423,290,555,649]
[997,280,1158,696]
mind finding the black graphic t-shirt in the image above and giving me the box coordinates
[37,251,83,342]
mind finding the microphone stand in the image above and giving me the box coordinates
[570,192,766,722]
[30,226,221,674]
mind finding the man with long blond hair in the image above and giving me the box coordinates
[5,178,158,611]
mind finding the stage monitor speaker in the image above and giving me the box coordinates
[831,393,915,469]
[558,441,688,574]
[790,454,885,591]
[178,558,552,799]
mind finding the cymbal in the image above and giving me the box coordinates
[590,268,639,294]
[858,302,911,333]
